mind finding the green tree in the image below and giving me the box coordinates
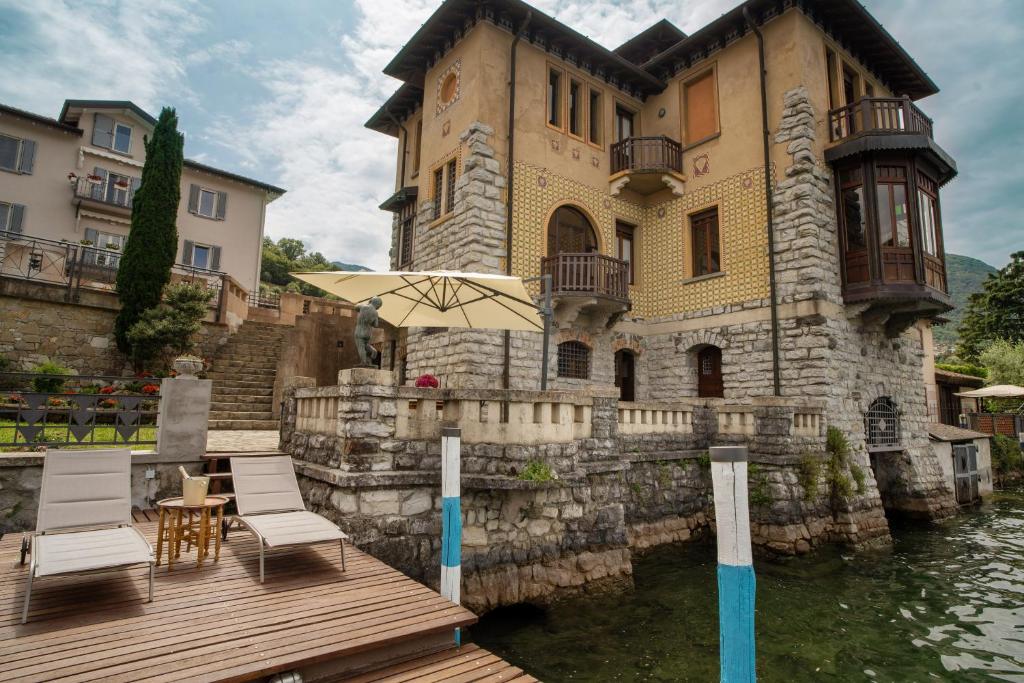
[957,251,1024,360]
[259,237,334,297]
[979,340,1024,387]
[126,282,214,370]
[115,107,184,352]
[277,238,306,261]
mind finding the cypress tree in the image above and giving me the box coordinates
[115,107,184,352]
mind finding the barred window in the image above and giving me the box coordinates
[445,158,457,214]
[557,341,590,379]
[865,396,902,450]
[398,203,415,268]
[432,167,444,220]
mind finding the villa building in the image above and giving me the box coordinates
[366,0,959,518]
[0,100,284,294]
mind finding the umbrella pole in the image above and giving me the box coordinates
[523,274,553,391]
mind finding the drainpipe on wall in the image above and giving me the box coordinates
[744,7,782,397]
[502,11,533,392]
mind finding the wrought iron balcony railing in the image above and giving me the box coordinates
[610,136,683,175]
[540,252,630,301]
[72,175,135,210]
[828,96,934,143]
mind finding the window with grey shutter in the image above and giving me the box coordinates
[211,245,221,270]
[182,239,194,265]
[0,135,18,172]
[17,140,35,174]
[215,191,227,220]
[9,204,25,234]
[92,114,114,149]
[0,202,9,232]
[90,167,108,201]
[188,184,200,214]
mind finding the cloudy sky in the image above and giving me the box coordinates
[0,0,1020,270]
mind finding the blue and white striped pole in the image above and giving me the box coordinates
[440,426,463,646]
[710,445,756,682]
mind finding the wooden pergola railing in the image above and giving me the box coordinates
[540,252,630,301]
[828,96,934,142]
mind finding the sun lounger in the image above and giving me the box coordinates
[230,455,348,582]
[21,449,154,624]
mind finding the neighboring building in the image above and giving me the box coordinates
[366,0,959,517]
[0,100,284,294]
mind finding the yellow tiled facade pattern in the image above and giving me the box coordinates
[510,161,773,318]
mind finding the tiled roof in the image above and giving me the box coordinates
[927,423,990,442]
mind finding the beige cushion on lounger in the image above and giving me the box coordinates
[230,455,306,515]
[34,526,152,577]
[37,449,134,532]
[238,511,347,548]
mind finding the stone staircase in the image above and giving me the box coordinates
[207,321,289,430]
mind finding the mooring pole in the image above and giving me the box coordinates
[710,445,756,682]
[440,426,463,646]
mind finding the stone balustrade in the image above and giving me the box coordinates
[295,387,341,436]
[617,401,694,435]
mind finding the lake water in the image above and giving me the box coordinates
[472,489,1024,682]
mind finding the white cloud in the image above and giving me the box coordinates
[0,0,205,114]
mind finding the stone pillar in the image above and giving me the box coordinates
[155,376,212,462]
[336,368,398,472]
[279,375,315,451]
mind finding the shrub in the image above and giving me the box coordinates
[126,282,214,370]
[518,460,555,482]
[747,464,772,507]
[798,455,821,503]
[850,463,866,494]
[826,426,850,463]
[31,360,73,393]
[992,435,1024,478]
[936,362,988,379]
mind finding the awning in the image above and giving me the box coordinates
[955,385,1024,399]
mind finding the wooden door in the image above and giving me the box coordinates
[614,350,635,402]
[697,346,723,398]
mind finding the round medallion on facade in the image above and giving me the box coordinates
[440,73,458,105]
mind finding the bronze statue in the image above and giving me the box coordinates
[355,297,383,366]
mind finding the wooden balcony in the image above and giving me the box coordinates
[540,252,630,327]
[609,136,685,196]
[828,96,933,142]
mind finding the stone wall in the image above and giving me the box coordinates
[0,286,231,375]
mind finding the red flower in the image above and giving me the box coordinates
[99,385,115,394]
[48,397,65,407]
[415,374,440,388]
[8,393,24,404]
[99,398,117,409]
[141,384,160,395]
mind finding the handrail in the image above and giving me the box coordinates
[828,96,934,142]
[540,252,629,300]
[610,135,683,175]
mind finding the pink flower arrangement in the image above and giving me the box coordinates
[415,374,440,389]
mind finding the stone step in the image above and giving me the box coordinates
[210,393,273,404]
[210,401,274,412]
[213,359,279,369]
[208,419,280,430]
[211,386,274,398]
[208,410,275,420]
[212,378,276,390]
[207,368,277,380]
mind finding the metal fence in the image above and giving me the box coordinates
[0,373,161,450]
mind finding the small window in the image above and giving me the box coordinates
[445,158,457,214]
[683,70,717,144]
[690,208,720,276]
[0,201,11,231]
[198,188,217,218]
[876,166,910,249]
[82,229,125,268]
[548,67,562,128]
[557,341,590,379]
[917,173,941,257]
[0,135,19,171]
[842,63,859,106]
[398,203,416,268]
[614,104,635,142]
[865,396,902,450]
[568,79,583,138]
[825,48,839,111]
[113,123,132,154]
[412,119,422,173]
[588,88,603,145]
[616,221,635,285]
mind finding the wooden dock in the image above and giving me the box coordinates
[0,520,537,682]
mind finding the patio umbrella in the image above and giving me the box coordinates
[954,385,1024,399]
[290,270,544,332]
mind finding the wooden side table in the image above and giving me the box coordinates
[156,496,229,570]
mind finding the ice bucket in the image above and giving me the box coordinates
[182,476,210,506]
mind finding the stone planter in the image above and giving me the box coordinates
[173,357,204,379]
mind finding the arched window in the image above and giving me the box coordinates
[557,341,591,379]
[547,205,597,256]
[865,396,901,450]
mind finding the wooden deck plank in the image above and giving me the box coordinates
[0,521,488,683]
[340,644,540,683]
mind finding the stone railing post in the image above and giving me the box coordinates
[279,376,315,451]
[337,368,397,472]
[155,375,212,462]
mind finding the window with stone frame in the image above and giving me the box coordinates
[432,167,444,220]
[397,202,416,268]
[557,341,591,380]
[445,158,457,214]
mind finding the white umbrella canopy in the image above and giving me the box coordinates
[955,385,1024,399]
[291,270,544,332]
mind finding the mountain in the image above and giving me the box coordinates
[331,261,372,272]
[933,253,998,351]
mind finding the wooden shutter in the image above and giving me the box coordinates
[211,245,221,270]
[9,204,25,233]
[17,140,35,174]
[684,71,717,144]
[182,240,194,265]
[188,184,199,214]
[215,191,227,220]
[92,114,114,148]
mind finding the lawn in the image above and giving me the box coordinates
[0,420,157,452]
